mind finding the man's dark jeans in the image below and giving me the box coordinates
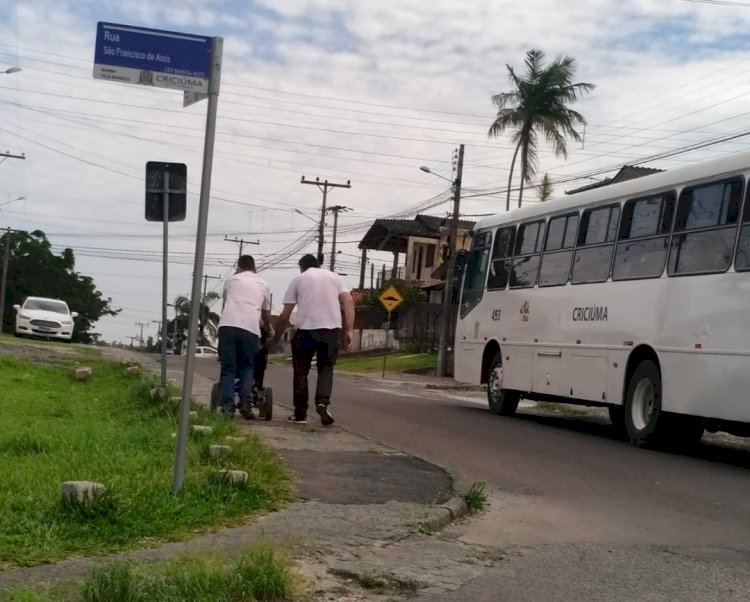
[218,326,260,416]
[292,328,340,419]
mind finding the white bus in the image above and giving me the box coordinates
[454,150,750,447]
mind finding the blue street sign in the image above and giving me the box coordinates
[94,22,212,92]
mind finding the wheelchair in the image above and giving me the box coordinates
[209,342,273,420]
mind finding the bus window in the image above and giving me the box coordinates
[539,212,578,287]
[613,192,675,281]
[668,179,742,276]
[460,230,492,318]
[510,220,545,288]
[487,226,515,290]
[571,205,620,284]
[734,184,750,271]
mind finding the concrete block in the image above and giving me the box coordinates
[188,411,199,421]
[170,396,183,407]
[125,366,139,376]
[441,496,469,520]
[213,470,248,485]
[61,481,107,504]
[191,425,213,435]
[225,436,244,443]
[209,444,231,459]
[74,367,92,381]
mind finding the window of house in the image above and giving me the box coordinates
[613,192,675,280]
[668,178,742,276]
[510,220,545,288]
[539,213,578,287]
[571,204,620,284]
[486,226,515,290]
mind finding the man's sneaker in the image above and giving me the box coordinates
[239,407,255,420]
[286,415,307,424]
[316,404,335,426]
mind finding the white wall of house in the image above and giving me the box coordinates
[351,328,402,352]
[404,236,439,283]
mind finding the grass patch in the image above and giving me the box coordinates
[3,542,298,601]
[335,352,436,374]
[463,482,488,512]
[0,352,292,567]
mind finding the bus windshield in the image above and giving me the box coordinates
[460,231,492,318]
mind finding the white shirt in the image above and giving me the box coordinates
[218,271,271,337]
[283,267,349,330]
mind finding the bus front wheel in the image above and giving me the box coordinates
[624,360,665,447]
[487,353,520,416]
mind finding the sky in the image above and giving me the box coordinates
[3,0,750,344]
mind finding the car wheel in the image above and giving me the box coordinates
[624,360,666,447]
[487,352,520,416]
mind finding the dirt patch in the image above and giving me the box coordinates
[0,338,96,367]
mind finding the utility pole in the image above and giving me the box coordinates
[224,235,258,260]
[127,335,138,348]
[327,205,351,271]
[0,151,25,161]
[300,176,351,266]
[437,144,464,378]
[135,321,150,349]
[202,273,222,301]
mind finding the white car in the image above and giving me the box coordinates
[14,297,78,341]
[195,346,218,358]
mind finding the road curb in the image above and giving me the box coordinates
[424,384,485,391]
[418,495,470,532]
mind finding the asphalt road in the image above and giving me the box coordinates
[190,358,750,599]
[191,359,750,547]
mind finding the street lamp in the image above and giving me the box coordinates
[419,145,465,377]
[0,196,25,210]
[419,166,454,183]
[294,208,319,224]
[2,67,21,75]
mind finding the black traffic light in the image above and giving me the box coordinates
[145,161,187,222]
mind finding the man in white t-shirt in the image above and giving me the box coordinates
[274,254,354,425]
[217,255,271,418]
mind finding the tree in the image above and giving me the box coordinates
[538,173,554,202]
[172,291,221,347]
[0,230,119,343]
[488,49,594,211]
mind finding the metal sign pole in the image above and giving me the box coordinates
[382,311,391,378]
[172,36,223,494]
[161,170,170,392]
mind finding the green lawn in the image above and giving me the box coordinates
[0,352,292,568]
[335,352,436,374]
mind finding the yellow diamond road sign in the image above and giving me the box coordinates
[379,285,403,313]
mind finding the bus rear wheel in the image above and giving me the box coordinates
[487,353,520,416]
[624,360,665,447]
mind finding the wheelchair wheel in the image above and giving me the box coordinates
[263,387,273,421]
[210,382,220,412]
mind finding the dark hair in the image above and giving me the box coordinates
[237,255,256,272]
[298,253,319,271]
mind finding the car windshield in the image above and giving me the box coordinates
[24,299,70,314]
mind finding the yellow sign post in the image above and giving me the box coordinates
[378,285,404,313]
[378,286,403,377]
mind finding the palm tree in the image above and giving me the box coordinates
[489,49,595,211]
[173,291,221,347]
